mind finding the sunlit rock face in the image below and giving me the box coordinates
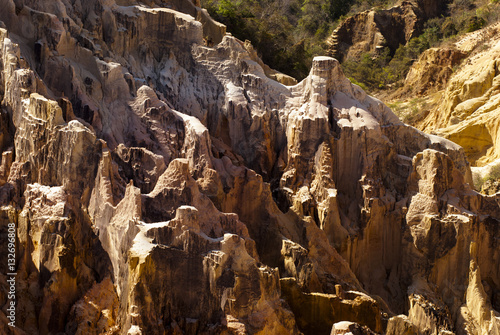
[0,0,498,334]
[394,22,500,172]
[416,23,500,169]
[326,0,445,63]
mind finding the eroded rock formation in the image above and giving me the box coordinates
[402,48,467,97]
[0,0,498,334]
[327,0,446,62]
[413,23,500,168]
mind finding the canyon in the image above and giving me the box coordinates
[0,0,499,334]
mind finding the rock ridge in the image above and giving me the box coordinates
[0,0,498,334]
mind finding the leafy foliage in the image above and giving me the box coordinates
[203,0,332,79]
[202,0,376,80]
[342,30,432,91]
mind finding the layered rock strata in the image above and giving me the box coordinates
[0,0,498,335]
[327,0,445,62]
[402,48,467,97]
[415,23,500,167]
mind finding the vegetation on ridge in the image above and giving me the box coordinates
[473,163,500,192]
[202,0,500,92]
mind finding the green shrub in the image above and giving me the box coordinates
[473,163,500,191]
[342,49,392,90]
[341,0,500,93]
[349,77,368,91]
[203,0,345,80]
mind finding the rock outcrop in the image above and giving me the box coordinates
[0,0,498,335]
[327,0,445,62]
[415,23,500,167]
[402,48,467,97]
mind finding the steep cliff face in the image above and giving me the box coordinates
[0,1,499,335]
[327,0,445,62]
[414,23,500,168]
